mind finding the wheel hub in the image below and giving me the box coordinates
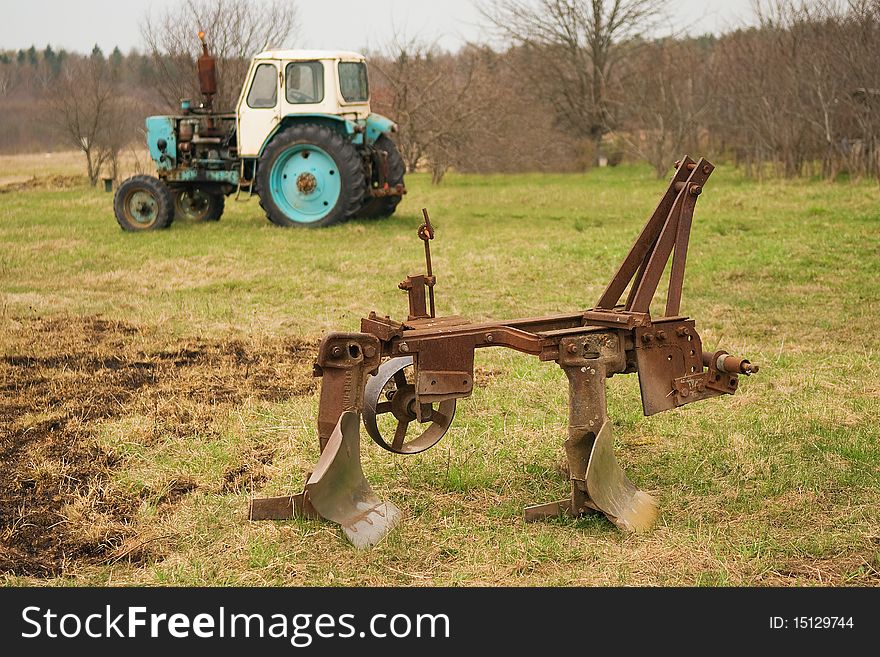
[296,172,317,194]
[179,190,208,217]
[388,386,420,422]
[268,143,342,224]
[129,191,158,224]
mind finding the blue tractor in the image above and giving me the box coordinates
[114,34,405,230]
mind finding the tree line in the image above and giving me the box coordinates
[1,0,878,184]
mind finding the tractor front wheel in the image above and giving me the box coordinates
[256,123,365,228]
[114,175,175,231]
[174,188,225,222]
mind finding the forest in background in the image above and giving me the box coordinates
[1,0,879,184]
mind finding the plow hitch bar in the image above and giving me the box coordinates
[249,156,758,547]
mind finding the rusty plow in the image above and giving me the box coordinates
[250,157,759,547]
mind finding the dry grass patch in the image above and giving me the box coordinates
[0,315,315,578]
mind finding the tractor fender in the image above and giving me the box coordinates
[259,112,398,155]
[364,113,397,144]
[260,114,357,155]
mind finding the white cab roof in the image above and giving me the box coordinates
[254,49,365,61]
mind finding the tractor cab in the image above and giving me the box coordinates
[236,50,375,157]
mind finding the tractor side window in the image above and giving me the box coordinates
[246,63,278,108]
[285,61,324,104]
[338,62,369,102]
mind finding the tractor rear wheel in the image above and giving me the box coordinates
[114,175,174,231]
[174,188,225,222]
[357,135,405,219]
[257,123,365,228]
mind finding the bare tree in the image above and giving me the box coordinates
[615,38,712,177]
[372,39,497,183]
[708,0,880,180]
[47,54,126,186]
[480,0,666,165]
[0,62,15,97]
[103,97,142,181]
[141,0,299,111]
[828,0,880,179]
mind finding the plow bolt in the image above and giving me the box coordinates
[399,342,410,353]
[642,334,654,344]
[486,333,494,343]
[567,343,579,354]
[330,346,343,358]
[676,326,690,337]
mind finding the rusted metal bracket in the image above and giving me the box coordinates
[399,209,437,320]
[248,492,318,521]
[596,156,714,318]
[369,183,406,198]
[369,146,407,199]
[251,156,759,547]
[312,332,381,450]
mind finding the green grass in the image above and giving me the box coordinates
[2,161,879,586]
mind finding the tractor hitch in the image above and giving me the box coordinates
[250,156,759,547]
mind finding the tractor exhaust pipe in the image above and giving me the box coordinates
[197,31,217,111]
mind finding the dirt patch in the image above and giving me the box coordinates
[0,315,316,577]
[0,174,86,194]
[221,449,276,493]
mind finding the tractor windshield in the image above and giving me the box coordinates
[247,63,278,108]
[338,61,369,103]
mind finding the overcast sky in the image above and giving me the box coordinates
[0,0,758,55]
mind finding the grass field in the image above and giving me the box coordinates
[1,153,879,586]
